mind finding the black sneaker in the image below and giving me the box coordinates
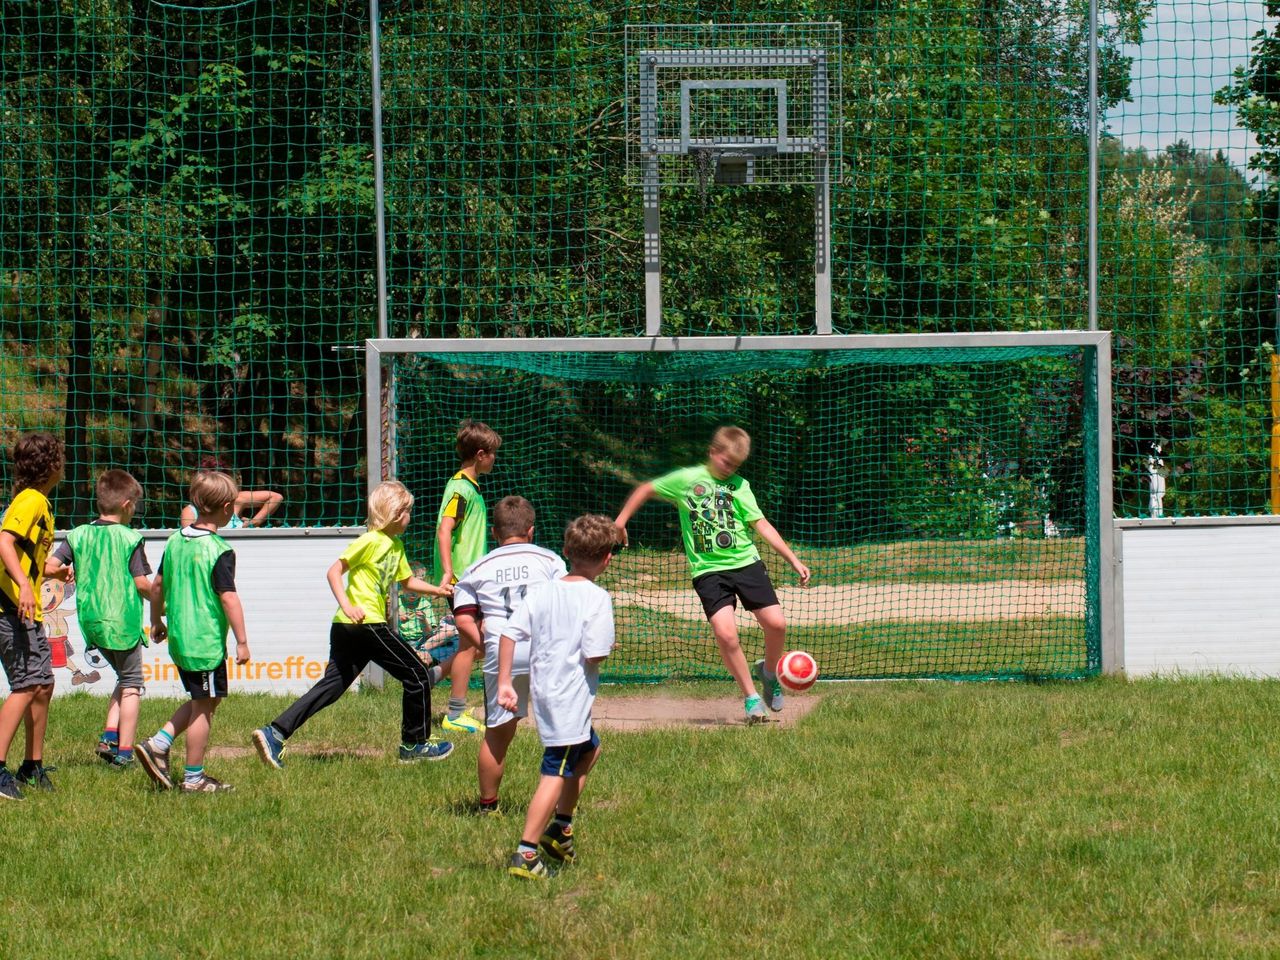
[18,765,55,792]
[507,849,548,879]
[539,822,576,863]
[136,741,173,790]
[0,769,24,801]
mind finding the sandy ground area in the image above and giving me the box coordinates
[612,579,1083,626]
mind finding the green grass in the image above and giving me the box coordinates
[5,679,1280,959]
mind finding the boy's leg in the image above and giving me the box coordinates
[269,624,368,740]
[557,742,600,816]
[751,603,787,712]
[117,687,141,755]
[183,697,220,769]
[442,633,483,733]
[366,623,436,745]
[22,682,52,763]
[520,774,565,848]
[478,720,518,805]
[706,606,757,698]
[106,645,144,758]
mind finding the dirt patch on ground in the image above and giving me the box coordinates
[591,691,822,730]
[612,579,1083,627]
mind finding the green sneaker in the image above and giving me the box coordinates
[754,658,784,712]
[744,694,768,725]
[539,822,575,863]
[507,849,548,879]
[441,709,485,735]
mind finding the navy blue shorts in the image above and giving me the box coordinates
[540,728,600,778]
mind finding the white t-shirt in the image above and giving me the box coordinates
[451,542,566,675]
[502,578,615,747]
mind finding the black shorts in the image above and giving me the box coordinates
[691,560,780,618]
[179,663,228,700]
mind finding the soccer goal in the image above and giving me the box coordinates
[367,332,1115,682]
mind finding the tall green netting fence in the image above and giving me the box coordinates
[388,341,1102,681]
[1,5,1278,534]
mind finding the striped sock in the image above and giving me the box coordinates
[151,729,174,752]
[184,765,204,785]
[447,697,466,720]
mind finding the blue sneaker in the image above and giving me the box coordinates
[252,726,287,770]
[754,658,784,712]
[0,769,24,801]
[399,739,454,763]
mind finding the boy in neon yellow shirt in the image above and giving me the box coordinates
[432,419,500,735]
[45,469,153,769]
[136,470,250,793]
[252,480,455,768]
[0,432,63,800]
[615,426,810,724]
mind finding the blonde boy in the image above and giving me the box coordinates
[137,471,250,793]
[253,480,454,768]
[433,419,501,735]
[45,469,153,768]
[498,514,616,879]
[614,426,810,724]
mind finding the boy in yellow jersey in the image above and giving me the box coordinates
[432,419,501,735]
[136,471,250,793]
[45,469,153,769]
[0,433,63,800]
[615,426,810,725]
[252,480,455,768]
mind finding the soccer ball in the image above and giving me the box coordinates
[776,650,819,692]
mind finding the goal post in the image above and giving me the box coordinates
[367,332,1115,681]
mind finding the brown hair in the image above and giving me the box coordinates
[189,470,239,517]
[12,432,63,495]
[456,419,502,462]
[563,514,617,568]
[710,425,751,461]
[96,469,143,515]
[491,495,535,541]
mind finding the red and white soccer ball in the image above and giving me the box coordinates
[776,650,819,692]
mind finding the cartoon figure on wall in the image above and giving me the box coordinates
[40,579,101,686]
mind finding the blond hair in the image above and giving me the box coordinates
[190,471,239,516]
[97,469,143,514]
[456,419,502,461]
[710,425,751,462]
[367,480,414,531]
[563,514,617,567]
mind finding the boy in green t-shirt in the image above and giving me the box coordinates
[251,480,455,769]
[432,419,500,736]
[45,469,153,769]
[615,426,810,724]
[136,470,250,793]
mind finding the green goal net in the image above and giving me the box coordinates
[381,336,1106,682]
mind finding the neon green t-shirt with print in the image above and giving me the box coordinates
[432,471,486,584]
[334,530,411,624]
[650,464,764,578]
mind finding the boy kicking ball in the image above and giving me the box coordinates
[614,426,810,724]
[498,514,616,879]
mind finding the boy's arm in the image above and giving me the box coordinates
[44,556,74,583]
[435,516,457,587]
[219,591,250,664]
[400,575,452,599]
[0,530,36,620]
[496,633,518,709]
[237,490,283,528]
[150,570,167,643]
[133,575,152,598]
[750,518,811,586]
[327,558,366,623]
[613,481,656,547]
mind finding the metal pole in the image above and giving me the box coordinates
[369,0,389,340]
[1087,0,1098,332]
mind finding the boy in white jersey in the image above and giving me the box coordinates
[498,514,616,879]
[452,496,566,814]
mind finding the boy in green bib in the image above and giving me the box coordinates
[136,471,250,793]
[45,470,153,768]
[432,419,501,736]
[615,426,811,724]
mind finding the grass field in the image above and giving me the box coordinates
[4,678,1280,959]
